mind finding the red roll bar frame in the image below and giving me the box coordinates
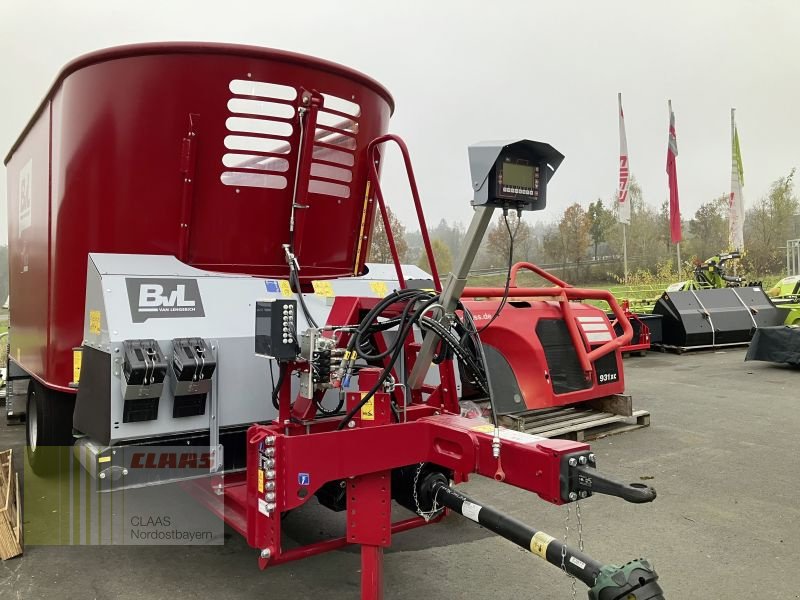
[464,262,634,377]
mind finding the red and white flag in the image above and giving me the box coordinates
[666,100,681,244]
[617,93,631,225]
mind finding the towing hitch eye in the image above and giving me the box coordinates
[573,465,657,503]
[562,452,657,504]
[420,475,665,599]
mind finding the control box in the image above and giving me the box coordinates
[255,299,299,361]
[170,337,216,418]
[172,338,216,390]
[468,139,564,211]
[121,339,168,422]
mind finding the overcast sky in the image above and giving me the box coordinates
[2,0,798,245]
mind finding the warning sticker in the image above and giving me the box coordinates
[360,393,375,421]
[530,531,554,558]
[258,469,264,493]
[89,310,102,334]
[461,500,481,523]
[73,349,82,383]
[569,556,586,570]
[279,280,293,297]
[312,280,335,297]
[369,281,389,297]
[470,424,545,445]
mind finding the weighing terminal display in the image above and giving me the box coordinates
[499,161,539,198]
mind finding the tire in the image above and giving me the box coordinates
[26,379,76,476]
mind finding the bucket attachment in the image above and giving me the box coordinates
[745,326,800,365]
[653,286,784,350]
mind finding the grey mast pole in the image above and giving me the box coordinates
[407,206,495,389]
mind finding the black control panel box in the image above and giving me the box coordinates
[255,299,299,360]
[468,139,564,212]
[172,337,216,382]
[122,339,167,386]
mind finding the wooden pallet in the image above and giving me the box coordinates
[498,396,650,442]
[0,449,22,560]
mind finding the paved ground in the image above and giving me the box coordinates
[1,348,799,599]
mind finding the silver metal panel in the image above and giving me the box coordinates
[80,254,443,445]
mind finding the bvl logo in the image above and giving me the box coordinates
[139,284,195,311]
[126,278,205,322]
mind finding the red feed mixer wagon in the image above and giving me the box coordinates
[5,43,664,599]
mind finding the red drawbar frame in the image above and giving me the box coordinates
[219,135,631,599]
[210,270,631,598]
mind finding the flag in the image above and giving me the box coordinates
[617,93,631,225]
[666,100,681,244]
[729,109,745,251]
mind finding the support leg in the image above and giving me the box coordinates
[361,545,384,600]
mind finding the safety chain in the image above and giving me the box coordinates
[562,500,585,600]
[562,504,576,600]
[413,463,444,522]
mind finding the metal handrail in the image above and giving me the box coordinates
[365,135,442,291]
[509,261,571,288]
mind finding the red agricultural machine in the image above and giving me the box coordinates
[5,43,663,599]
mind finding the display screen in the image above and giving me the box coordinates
[502,162,536,188]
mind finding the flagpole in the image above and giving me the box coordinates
[617,92,630,284]
[731,108,735,252]
[623,222,628,283]
[676,242,681,273]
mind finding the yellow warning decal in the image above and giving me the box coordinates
[360,392,375,421]
[278,280,293,297]
[530,531,554,558]
[98,456,111,463]
[369,281,389,297]
[258,469,264,493]
[89,310,102,334]
[470,424,494,434]
[312,280,335,297]
[73,348,83,383]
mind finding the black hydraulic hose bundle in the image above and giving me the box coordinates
[335,288,498,430]
[336,290,445,429]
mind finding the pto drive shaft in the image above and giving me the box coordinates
[426,478,664,599]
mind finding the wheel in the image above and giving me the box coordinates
[26,380,76,476]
